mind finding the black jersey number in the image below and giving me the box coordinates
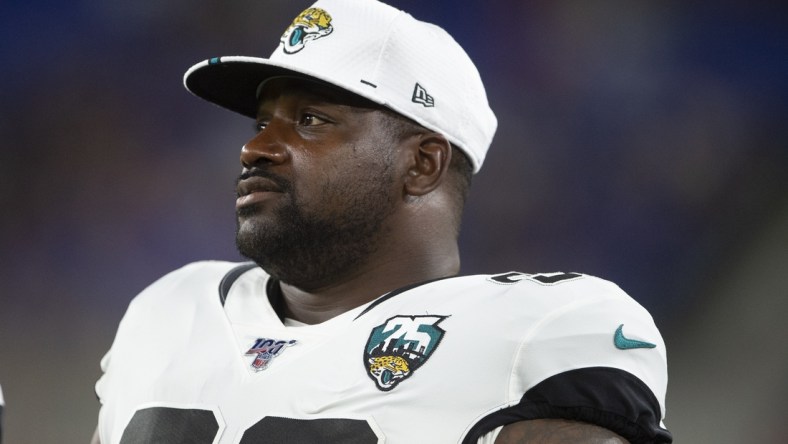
[120,407,379,444]
[489,271,582,285]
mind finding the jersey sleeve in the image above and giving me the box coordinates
[470,276,672,444]
[94,260,238,441]
[94,264,193,406]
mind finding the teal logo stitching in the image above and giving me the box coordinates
[614,324,656,350]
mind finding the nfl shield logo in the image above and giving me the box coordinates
[245,338,297,371]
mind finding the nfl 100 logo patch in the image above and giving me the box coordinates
[245,338,297,371]
[363,315,447,391]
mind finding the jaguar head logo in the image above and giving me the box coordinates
[280,7,334,54]
[368,355,411,389]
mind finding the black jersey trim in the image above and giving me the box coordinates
[219,266,455,321]
[462,367,672,444]
[218,262,257,306]
[352,275,456,321]
[217,262,285,321]
[265,277,288,322]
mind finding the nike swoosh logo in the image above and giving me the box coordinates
[614,324,657,350]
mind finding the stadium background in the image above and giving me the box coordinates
[1,1,786,442]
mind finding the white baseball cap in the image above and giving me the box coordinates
[184,0,497,173]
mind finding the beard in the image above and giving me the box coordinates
[235,166,396,290]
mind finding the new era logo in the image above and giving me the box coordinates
[412,83,434,107]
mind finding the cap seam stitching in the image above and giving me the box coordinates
[366,11,405,91]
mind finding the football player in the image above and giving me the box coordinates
[93,1,671,443]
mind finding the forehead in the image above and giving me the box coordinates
[257,76,384,110]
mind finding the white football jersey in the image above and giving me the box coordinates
[96,261,671,443]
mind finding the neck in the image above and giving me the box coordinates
[278,240,460,325]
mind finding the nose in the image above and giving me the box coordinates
[240,122,289,169]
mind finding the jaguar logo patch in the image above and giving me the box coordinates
[363,315,447,391]
[280,7,334,54]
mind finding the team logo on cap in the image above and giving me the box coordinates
[364,315,447,391]
[412,83,435,107]
[280,7,334,54]
[245,337,297,371]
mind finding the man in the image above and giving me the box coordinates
[94,0,671,443]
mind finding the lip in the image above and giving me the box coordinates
[236,176,283,209]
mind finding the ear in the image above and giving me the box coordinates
[403,132,452,197]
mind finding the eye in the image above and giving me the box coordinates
[253,121,267,133]
[298,113,328,126]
